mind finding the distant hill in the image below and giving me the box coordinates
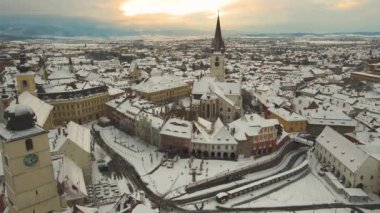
[0,15,379,40]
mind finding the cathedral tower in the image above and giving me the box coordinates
[210,13,226,82]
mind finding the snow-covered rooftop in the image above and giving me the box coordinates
[316,126,369,173]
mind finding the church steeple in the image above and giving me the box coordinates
[211,12,226,53]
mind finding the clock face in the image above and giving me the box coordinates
[24,154,39,167]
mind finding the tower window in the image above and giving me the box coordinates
[22,80,28,88]
[4,156,8,167]
[215,57,219,62]
[25,139,33,151]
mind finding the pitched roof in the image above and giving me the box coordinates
[53,156,87,201]
[316,126,369,173]
[211,14,226,53]
[192,117,237,145]
[66,121,91,153]
[17,91,53,127]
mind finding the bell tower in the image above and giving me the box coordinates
[210,13,226,82]
[0,102,61,212]
[15,52,37,96]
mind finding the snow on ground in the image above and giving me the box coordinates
[142,157,254,196]
[171,148,307,200]
[97,125,307,196]
[237,173,337,208]
[143,145,305,196]
[90,135,157,211]
[98,125,164,175]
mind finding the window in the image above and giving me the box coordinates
[360,176,363,180]
[371,176,374,180]
[25,139,33,151]
[22,80,28,88]
[4,156,8,167]
[35,190,38,195]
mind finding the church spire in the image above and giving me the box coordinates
[211,11,226,53]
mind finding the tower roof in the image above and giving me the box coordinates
[4,102,36,131]
[17,51,31,73]
[211,13,226,53]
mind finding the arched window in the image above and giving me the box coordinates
[25,139,33,151]
[22,80,28,88]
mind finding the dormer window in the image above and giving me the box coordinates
[25,139,33,151]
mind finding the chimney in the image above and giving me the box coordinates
[231,128,235,135]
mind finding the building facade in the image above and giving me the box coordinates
[314,127,380,195]
[160,118,192,156]
[229,114,279,158]
[0,103,61,212]
[133,69,191,104]
[38,84,109,126]
[267,107,307,133]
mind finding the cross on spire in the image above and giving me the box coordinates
[211,11,226,53]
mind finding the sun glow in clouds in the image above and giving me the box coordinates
[120,0,235,16]
[313,0,367,9]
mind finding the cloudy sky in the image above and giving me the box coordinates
[0,0,379,33]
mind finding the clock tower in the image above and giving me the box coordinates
[0,101,61,213]
[15,52,37,96]
[210,13,226,82]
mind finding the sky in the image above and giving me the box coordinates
[0,0,379,33]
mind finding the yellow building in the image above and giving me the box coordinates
[37,83,110,126]
[267,107,307,133]
[15,68,110,127]
[0,103,61,213]
[14,52,37,97]
[15,72,37,96]
[351,72,380,83]
[133,69,191,104]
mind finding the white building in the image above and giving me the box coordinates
[191,117,238,159]
[314,126,380,195]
